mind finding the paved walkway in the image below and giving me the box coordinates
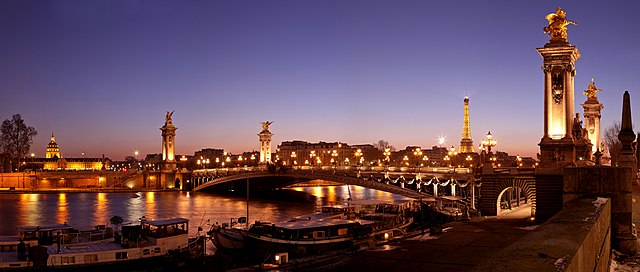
[329,213,536,272]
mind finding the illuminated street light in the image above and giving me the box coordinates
[413,147,422,172]
[481,131,497,163]
[383,148,391,167]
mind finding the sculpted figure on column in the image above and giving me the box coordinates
[543,7,576,43]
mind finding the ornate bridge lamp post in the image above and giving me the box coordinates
[291,152,297,168]
[481,131,497,164]
[480,131,497,174]
[413,147,422,174]
[448,146,458,169]
[331,150,338,171]
[309,150,316,170]
[354,149,363,176]
[383,148,391,170]
[465,155,473,168]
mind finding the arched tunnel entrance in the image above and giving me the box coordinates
[477,176,536,217]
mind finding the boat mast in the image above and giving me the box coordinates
[246,178,249,228]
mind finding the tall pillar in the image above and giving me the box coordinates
[160,112,177,188]
[581,79,604,157]
[258,121,273,164]
[617,91,638,253]
[161,111,177,171]
[536,8,580,167]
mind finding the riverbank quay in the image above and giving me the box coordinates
[222,216,535,272]
[0,187,179,194]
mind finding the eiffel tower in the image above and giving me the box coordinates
[459,96,475,153]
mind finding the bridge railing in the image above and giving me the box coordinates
[191,165,471,175]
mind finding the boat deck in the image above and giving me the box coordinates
[46,240,154,255]
[0,251,28,268]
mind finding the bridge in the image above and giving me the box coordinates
[190,165,538,217]
[190,165,475,200]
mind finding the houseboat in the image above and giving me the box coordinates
[1,218,204,269]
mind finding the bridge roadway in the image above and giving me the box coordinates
[191,165,474,199]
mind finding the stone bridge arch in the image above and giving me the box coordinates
[478,175,536,217]
[192,170,429,198]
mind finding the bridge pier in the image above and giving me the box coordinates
[451,184,456,196]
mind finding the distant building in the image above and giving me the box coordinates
[30,134,110,171]
[46,133,61,158]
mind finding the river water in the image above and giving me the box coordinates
[0,185,410,236]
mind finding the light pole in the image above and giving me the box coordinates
[291,152,297,167]
[448,146,458,170]
[481,131,497,164]
[331,150,338,170]
[413,147,422,173]
[354,149,363,175]
[310,150,316,170]
[383,148,391,170]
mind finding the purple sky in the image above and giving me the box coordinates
[1,1,639,160]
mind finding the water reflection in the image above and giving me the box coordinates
[57,193,68,223]
[0,185,410,236]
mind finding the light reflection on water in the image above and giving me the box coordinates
[0,185,410,236]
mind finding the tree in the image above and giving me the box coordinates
[373,139,395,152]
[0,114,37,170]
[603,121,621,166]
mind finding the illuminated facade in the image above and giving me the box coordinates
[459,96,475,153]
[46,133,61,159]
[32,134,111,171]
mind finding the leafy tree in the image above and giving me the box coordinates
[603,121,621,166]
[0,114,37,170]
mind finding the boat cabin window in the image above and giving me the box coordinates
[312,231,325,239]
[142,219,189,239]
[61,256,75,264]
[154,247,161,253]
[143,249,150,255]
[84,254,98,263]
[116,252,128,260]
[338,228,348,235]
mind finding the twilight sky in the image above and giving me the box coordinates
[1,0,639,160]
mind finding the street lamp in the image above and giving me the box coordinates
[481,131,497,162]
[291,152,297,167]
[383,148,391,168]
[354,149,363,172]
[413,147,422,172]
[310,150,316,169]
[331,150,338,169]
[448,146,458,168]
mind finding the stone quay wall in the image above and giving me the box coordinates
[0,171,136,189]
[473,197,611,272]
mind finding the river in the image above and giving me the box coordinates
[0,185,410,236]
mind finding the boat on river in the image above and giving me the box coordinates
[209,204,358,258]
[0,218,204,269]
[212,201,415,264]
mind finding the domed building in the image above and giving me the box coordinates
[45,133,61,159]
[32,133,111,171]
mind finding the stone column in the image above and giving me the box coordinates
[544,67,552,138]
[564,66,573,139]
[616,91,637,254]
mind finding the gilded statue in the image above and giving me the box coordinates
[261,121,272,132]
[583,78,601,100]
[165,111,174,124]
[543,7,576,43]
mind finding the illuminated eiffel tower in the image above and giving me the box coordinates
[459,96,475,153]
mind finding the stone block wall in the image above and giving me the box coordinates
[472,197,611,272]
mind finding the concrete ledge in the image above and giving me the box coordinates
[472,197,611,272]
